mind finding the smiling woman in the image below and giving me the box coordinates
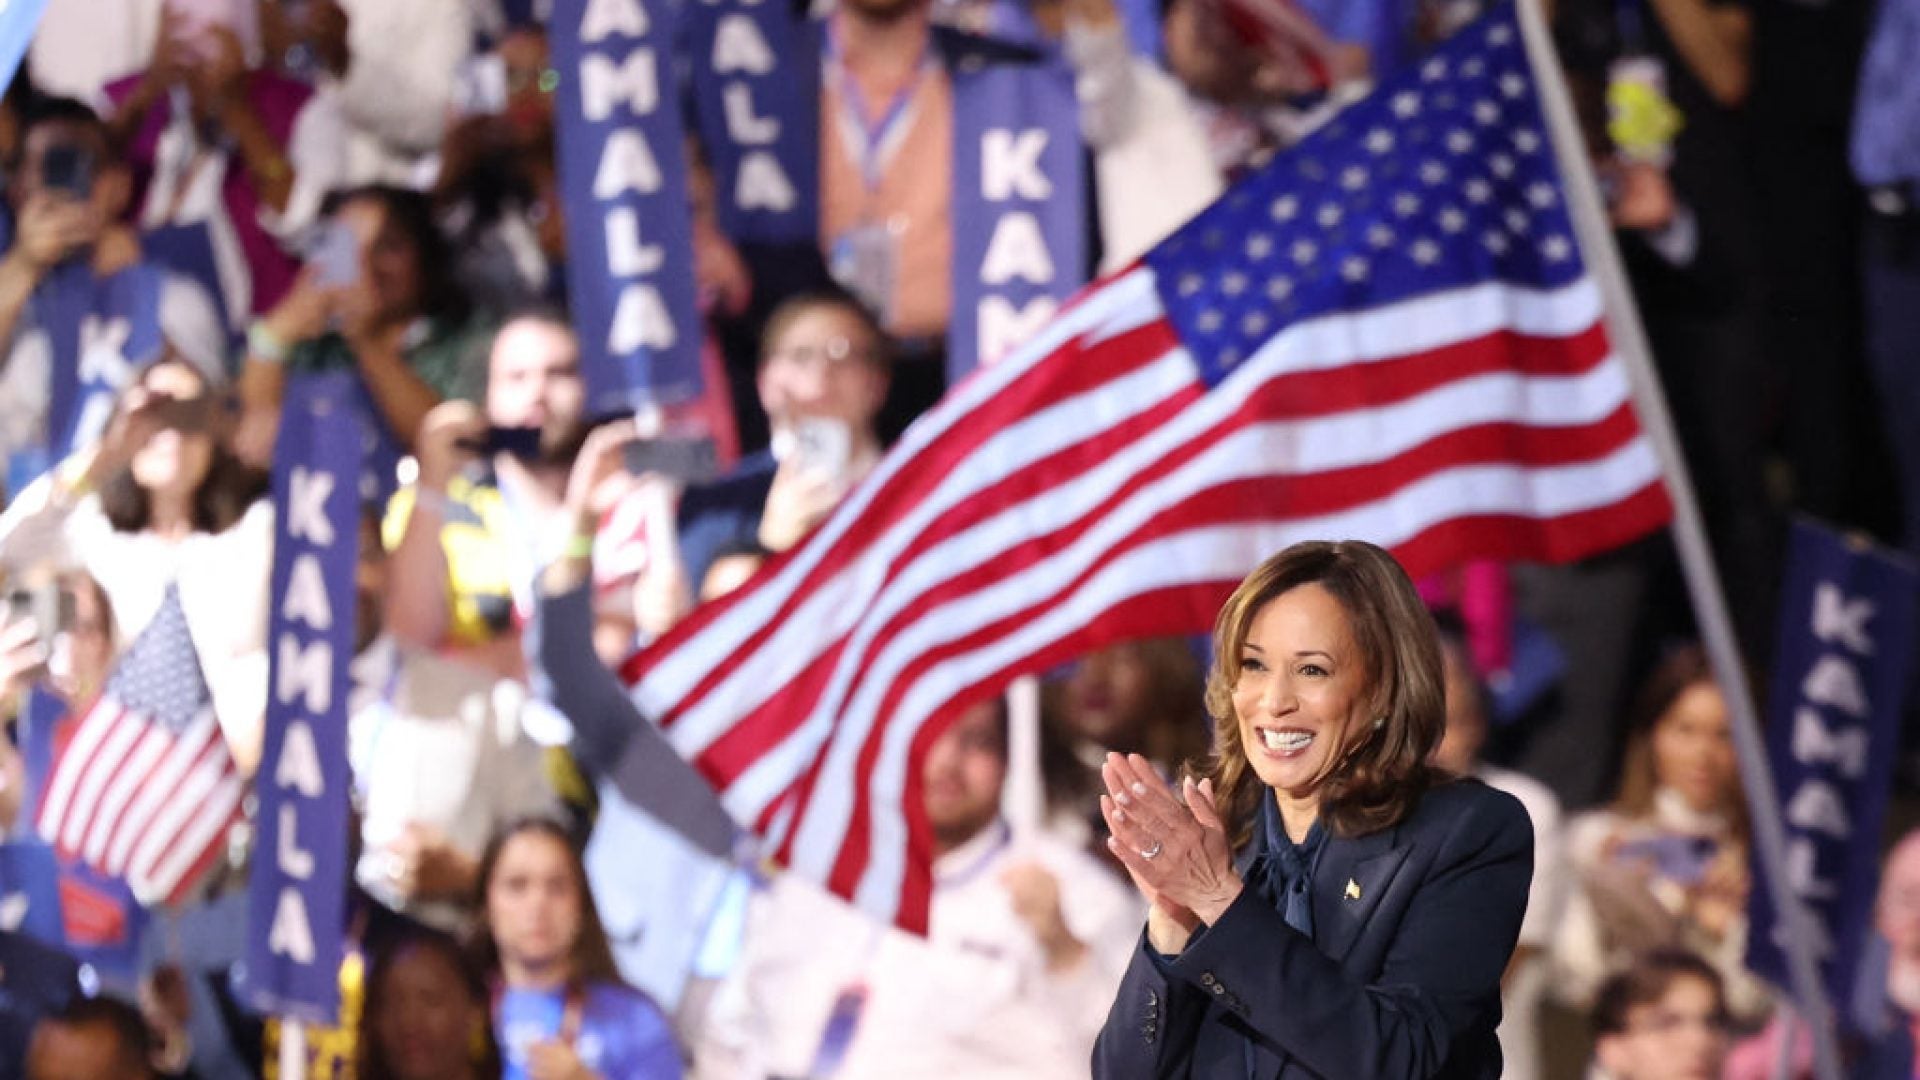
[1093,540,1534,1079]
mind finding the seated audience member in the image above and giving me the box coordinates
[358,927,502,1080]
[0,97,225,493]
[0,357,271,775]
[238,185,494,461]
[473,820,683,1080]
[1549,644,1771,1026]
[102,9,349,322]
[27,994,157,1080]
[1589,950,1733,1080]
[692,697,1139,1078]
[660,290,889,626]
[1432,618,1565,1080]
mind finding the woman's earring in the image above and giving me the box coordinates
[1373,716,1387,731]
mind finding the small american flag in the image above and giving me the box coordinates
[627,4,1670,933]
[35,584,244,907]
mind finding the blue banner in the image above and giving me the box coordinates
[685,0,820,246]
[551,0,706,413]
[0,842,63,944]
[244,371,363,1023]
[142,223,235,341]
[0,0,49,96]
[1748,519,1920,1011]
[31,260,166,465]
[948,53,1086,382]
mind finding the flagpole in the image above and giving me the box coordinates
[1513,2,1843,1077]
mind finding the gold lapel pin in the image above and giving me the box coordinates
[1344,878,1362,901]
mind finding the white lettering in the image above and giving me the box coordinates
[1812,582,1876,656]
[609,285,676,353]
[267,887,316,964]
[713,14,776,74]
[593,129,663,198]
[723,83,779,144]
[978,295,1057,365]
[287,467,336,547]
[275,802,315,880]
[605,208,665,277]
[1792,707,1870,780]
[580,50,659,121]
[1803,653,1871,718]
[736,152,798,212]
[982,129,1051,200]
[78,315,132,386]
[274,720,326,798]
[1785,779,1852,839]
[275,637,334,715]
[281,554,334,632]
[980,212,1055,285]
[1785,835,1840,903]
[580,0,649,41]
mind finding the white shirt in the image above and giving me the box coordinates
[27,0,164,103]
[0,485,273,773]
[348,644,559,934]
[1478,763,1565,1080]
[333,0,474,186]
[694,821,1141,1080]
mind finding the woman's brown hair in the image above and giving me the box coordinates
[1610,643,1750,840]
[469,819,622,991]
[1198,540,1446,847]
[359,927,502,1080]
[97,358,266,535]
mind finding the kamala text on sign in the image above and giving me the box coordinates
[1748,520,1919,1009]
[246,372,363,1021]
[552,0,705,413]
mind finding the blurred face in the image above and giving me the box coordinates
[757,306,887,436]
[485,319,584,447]
[1062,643,1155,749]
[1430,640,1487,776]
[52,577,114,703]
[840,0,928,23]
[1595,975,1730,1080]
[499,29,555,136]
[1650,681,1737,815]
[129,362,216,501]
[486,831,584,980]
[1232,584,1374,807]
[922,700,1007,851]
[336,198,423,322]
[373,946,483,1080]
[26,1020,145,1080]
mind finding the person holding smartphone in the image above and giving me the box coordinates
[0,97,226,498]
[658,290,889,630]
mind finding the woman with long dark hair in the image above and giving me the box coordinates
[472,820,681,1080]
[1092,540,1533,1078]
[0,355,270,775]
[360,928,502,1080]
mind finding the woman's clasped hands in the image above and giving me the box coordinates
[1099,751,1244,956]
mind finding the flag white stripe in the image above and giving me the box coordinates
[142,774,244,904]
[720,352,1632,828]
[105,714,220,873]
[57,708,145,854]
[127,721,234,899]
[81,726,172,866]
[642,269,1165,708]
[35,701,123,844]
[651,275,1604,745]
[781,395,1651,879]
[847,441,1663,917]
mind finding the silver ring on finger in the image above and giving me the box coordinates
[1140,839,1164,860]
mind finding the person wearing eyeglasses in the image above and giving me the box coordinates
[1589,950,1732,1080]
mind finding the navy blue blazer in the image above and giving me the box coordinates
[1093,778,1533,1079]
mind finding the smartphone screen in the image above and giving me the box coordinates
[481,426,544,460]
[622,436,718,484]
[39,144,94,200]
[309,220,361,289]
[788,418,852,481]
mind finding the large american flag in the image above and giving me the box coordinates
[626,5,1671,933]
[35,584,245,907]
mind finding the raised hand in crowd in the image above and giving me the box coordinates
[1607,162,1679,233]
[1000,862,1091,973]
[562,420,642,539]
[0,607,49,701]
[756,452,850,554]
[525,1038,597,1080]
[414,400,488,495]
[379,822,481,905]
[1686,846,1750,943]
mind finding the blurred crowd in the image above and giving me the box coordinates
[0,0,1914,1077]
